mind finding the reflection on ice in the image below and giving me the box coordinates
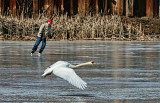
[0,41,160,102]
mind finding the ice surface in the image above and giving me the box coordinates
[0,41,160,102]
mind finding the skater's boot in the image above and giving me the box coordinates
[38,50,43,56]
[31,50,35,56]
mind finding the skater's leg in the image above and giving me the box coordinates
[32,37,41,53]
[39,38,46,54]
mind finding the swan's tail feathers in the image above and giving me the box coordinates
[42,72,52,77]
[42,67,53,77]
[41,73,46,77]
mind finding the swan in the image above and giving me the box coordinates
[42,61,96,90]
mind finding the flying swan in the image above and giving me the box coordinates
[42,61,95,90]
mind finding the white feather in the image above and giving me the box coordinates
[53,67,87,90]
[42,61,95,89]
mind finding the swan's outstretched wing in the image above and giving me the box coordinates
[53,67,87,90]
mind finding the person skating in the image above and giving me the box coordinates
[31,20,52,56]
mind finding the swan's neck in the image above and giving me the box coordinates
[69,62,90,68]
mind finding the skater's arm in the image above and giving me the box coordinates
[37,24,45,37]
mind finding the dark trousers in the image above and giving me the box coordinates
[32,37,46,53]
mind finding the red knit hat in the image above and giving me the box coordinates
[48,20,52,23]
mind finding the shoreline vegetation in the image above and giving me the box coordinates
[0,14,160,41]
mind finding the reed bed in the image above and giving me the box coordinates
[0,14,159,41]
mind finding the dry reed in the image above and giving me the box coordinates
[0,14,159,41]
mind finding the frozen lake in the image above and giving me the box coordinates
[0,41,160,102]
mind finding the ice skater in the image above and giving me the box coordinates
[31,20,52,56]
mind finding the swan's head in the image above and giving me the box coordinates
[87,61,96,64]
[91,61,96,64]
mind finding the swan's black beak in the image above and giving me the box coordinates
[92,61,96,64]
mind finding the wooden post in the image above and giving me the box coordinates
[48,0,54,16]
[78,0,86,15]
[61,0,64,14]
[118,0,124,16]
[33,0,38,18]
[104,0,108,14]
[78,0,82,14]
[82,0,86,15]
[112,0,124,15]
[0,0,4,16]
[0,0,1,15]
[146,0,159,18]
[112,0,117,15]
[70,0,73,15]
[86,0,89,14]
[153,0,159,18]
[10,0,16,17]
[146,0,153,18]
[95,0,98,14]
[126,0,134,17]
